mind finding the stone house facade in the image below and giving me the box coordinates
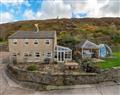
[8,31,72,63]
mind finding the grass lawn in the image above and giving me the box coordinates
[95,52,120,69]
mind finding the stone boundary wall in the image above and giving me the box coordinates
[6,64,120,90]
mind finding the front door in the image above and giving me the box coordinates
[58,52,64,62]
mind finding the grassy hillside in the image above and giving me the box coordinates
[0,18,120,48]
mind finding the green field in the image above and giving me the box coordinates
[96,52,120,69]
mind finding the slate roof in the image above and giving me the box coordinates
[75,40,99,49]
[8,31,56,39]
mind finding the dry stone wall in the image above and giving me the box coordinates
[6,64,120,90]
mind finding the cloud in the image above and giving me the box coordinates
[23,9,42,20]
[37,0,72,19]
[0,12,14,23]
[23,10,36,20]
[0,0,30,6]
[23,0,72,20]
[100,0,120,17]
[64,0,120,18]
[0,0,25,5]
[1,0,120,24]
[35,0,119,19]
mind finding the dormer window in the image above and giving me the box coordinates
[25,39,28,44]
[34,39,38,44]
[45,39,50,44]
[13,39,17,44]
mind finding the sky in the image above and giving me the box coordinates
[0,0,120,24]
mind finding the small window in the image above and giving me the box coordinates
[25,42,28,44]
[29,53,32,56]
[13,39,17,44]
[14,42,17,44]
[17,53,20,55]
[45,39,50,44]
[12,53,17,56]
[25,39,29,44]
[34,39,38,44]
[24,53,29,57]
[35,52,40,57]
[46,52,52,58]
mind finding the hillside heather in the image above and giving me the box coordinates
[0,18,120,47]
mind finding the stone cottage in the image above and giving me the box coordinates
[8,30,72,63]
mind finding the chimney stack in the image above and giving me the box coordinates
[34,23,39,32]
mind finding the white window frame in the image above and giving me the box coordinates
[24,39,29,44]
[13,39,17,44]
[45,39,50,45]
[35,52,40,57]
[34,39,39,44]
[24,53,29,57]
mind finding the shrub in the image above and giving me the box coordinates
[0,38,3,42]
[27,64,38,71]
[12,58,17,65]
[81,60,100,73]
[112,35,120,43]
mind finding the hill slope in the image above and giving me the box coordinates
[0,18,120,47]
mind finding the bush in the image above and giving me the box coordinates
[27,64,38,71]
[112,35,120,43]
[81,60,100,73]
[0,38,3,42]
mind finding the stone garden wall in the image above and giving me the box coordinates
[6,64,120,90]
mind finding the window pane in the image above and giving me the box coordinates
[54,52,57,58]
[34,39,39,44]
[25,39,28,44]
[34,42,38,44]
[12,53,16,56]
[24,53,29,57]
[13,39,17,44]
[25,42,28,44]
[45,40,50,44]
[35,52,40,57]
[13,42,17,44]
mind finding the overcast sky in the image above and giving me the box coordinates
[0,0,120,24]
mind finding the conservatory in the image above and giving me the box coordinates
[54,45,72,63]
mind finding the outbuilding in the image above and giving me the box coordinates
[75,40,99,59]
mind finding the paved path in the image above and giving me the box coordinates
[0,64,120,95]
